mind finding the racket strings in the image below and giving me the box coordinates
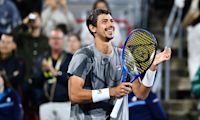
[124,31,156,74]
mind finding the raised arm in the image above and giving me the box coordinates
[182,0,200,28]
[131,47,171,100]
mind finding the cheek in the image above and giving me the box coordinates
[74,42,80,48]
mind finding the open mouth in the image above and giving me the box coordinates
[105,27,114,35]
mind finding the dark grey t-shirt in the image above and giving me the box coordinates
[68,44,128,120]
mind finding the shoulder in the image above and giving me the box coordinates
[6,0,16,7]
[63,51,73,57]
[36,51,50,62]
[68,46,94,75]
[73,45,94,59]
[62,51,73,63]
[5,88,21,100]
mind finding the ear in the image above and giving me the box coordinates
[89,25,97,34]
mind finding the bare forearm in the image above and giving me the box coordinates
[69,76,93,103]
[132,80,151,100]
[69,88,92,103]
[132,67,157,99]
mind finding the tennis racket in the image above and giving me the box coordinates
[110,28,157,118]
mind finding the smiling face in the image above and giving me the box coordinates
[89,14,115,42]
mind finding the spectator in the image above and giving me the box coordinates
[0,33,25,93]
[0,67,23,120]
[42,0,77,37]
[13,12,48,80]
[12,12,48,119]
[80,0,122,47]
[0,0,21,36]
[66,33,81,54]
[10,0,43,19]
[182,0,200,80]
[55,24,69,52]
[182,0,200,106]
[128,91,167,120]
[31,29,72,116]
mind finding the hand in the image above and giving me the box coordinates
[23,16,29,25]
[150,47,171,71]
[42,59,59,76]
[42,59,51,71]
[109,82,132,97]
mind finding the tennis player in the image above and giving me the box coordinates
[67,9,171,120]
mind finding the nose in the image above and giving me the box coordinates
[108,20,114,27]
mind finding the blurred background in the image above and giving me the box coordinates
[0,0,200,120]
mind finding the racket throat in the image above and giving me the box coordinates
[130,74,141,83]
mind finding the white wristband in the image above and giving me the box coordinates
[142,69,156,87]
[92,88,110,103]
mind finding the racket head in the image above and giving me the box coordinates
[122,28,157,82]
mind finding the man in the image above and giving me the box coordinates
[42,0,77,37]
[31,29,72,118]
[0,33,25,93]
[13,12,48,80]
[80,0,122,47]
[68,9,171,120]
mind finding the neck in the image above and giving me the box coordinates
[0,86,4,93]
[94,37,112,54]
[1,53,11,60]
[32,28,41,37]
[51,50,62,60]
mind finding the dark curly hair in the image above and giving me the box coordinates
[86,9,112,37]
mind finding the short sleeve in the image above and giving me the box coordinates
[67,49,89,80]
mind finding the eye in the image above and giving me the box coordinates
[102,19,108,24]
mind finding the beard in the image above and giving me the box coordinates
[105,36,113,42]
[104,26,115,42]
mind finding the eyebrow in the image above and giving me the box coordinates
[101,18,114,21]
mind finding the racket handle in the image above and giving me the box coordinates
[110,97,123,118]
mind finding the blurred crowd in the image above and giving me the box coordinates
[0,0,123,120]
[0,0,200,120]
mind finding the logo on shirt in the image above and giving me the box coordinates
[116,65,122,71]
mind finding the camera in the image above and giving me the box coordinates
[28,13,37,24]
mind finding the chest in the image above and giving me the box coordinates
[86,54,122,89]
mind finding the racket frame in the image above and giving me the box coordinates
[110,28,157,118]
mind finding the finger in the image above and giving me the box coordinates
[120,90,129,96]
[120,89,126,96]
[122,82,133,87]
[123,86,132,92]
[164,47,171,54]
